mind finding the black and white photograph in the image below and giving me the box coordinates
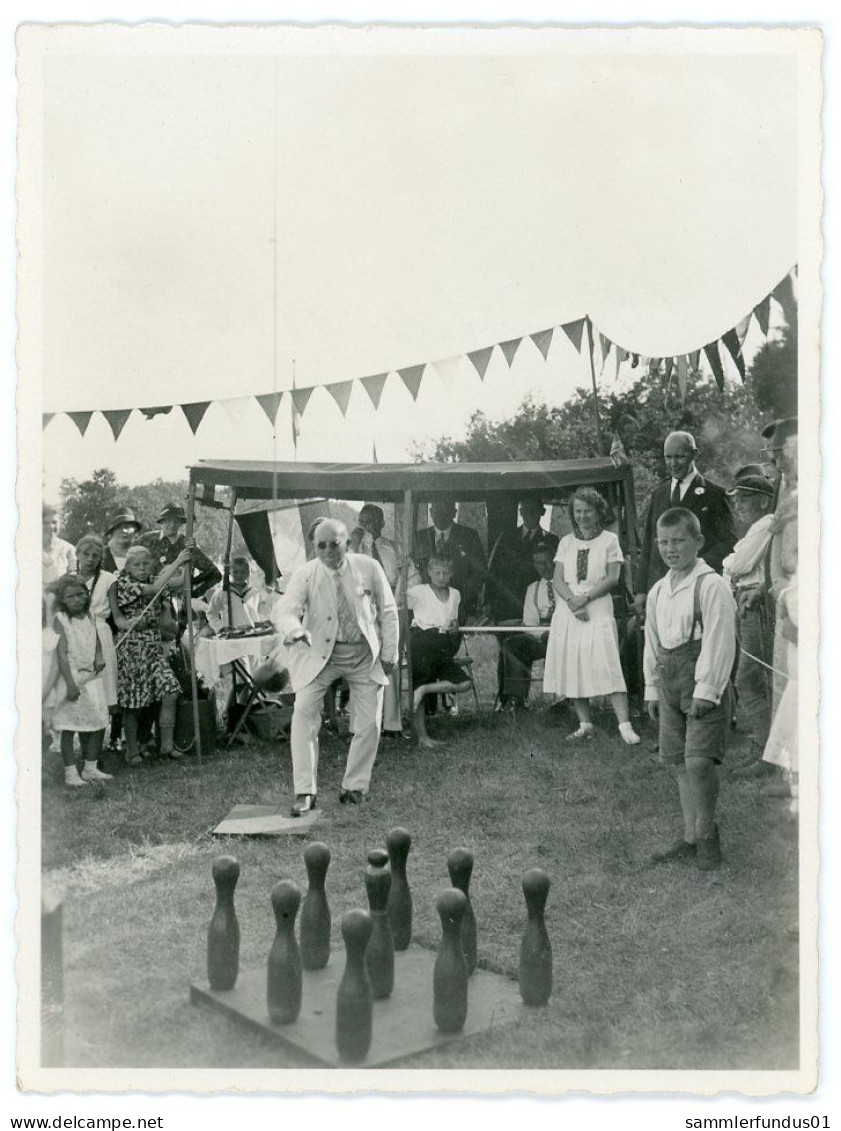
[7,11,831,1115]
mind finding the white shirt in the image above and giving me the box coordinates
[670,467,698,502]
[522,577,556,627]
[407,584,460,630]
[643,560,736,704]
[207,586,255,632]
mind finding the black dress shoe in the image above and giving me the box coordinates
[339,788,365,805]
[290,793,317,817]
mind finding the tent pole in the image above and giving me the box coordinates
[585,316,606,454]
[223,491,238,628]
[402,488,414,735]
[184,481,203,766]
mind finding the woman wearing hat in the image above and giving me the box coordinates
[102,507,142,573]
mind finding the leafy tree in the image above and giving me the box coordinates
[746,329,798,420]
[420,369,770,514]
[59,469,125,544]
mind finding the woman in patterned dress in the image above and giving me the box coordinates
[543,487,640,745]
[108,542,193,765]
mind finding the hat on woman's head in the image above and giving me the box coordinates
[732,463,768,482]
[726,475,775,498]
[105,507,142,535]
[157,502,187,524]
[761,417,798,447]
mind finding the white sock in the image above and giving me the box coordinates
[619,722,641,744]
[64,765,88,786]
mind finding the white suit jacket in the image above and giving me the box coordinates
[271,553,399,693]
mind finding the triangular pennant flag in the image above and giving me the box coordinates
[753,295,771,336]
[291,386,315,418]
[398,365,426,401]
[140,405,172,420]
[734,315,752,346]
[68,411,93,436]
[703,341,726,391]
[676,356,689,404]
[561,318,586,353]
[256,392,283,425]
[663,358,674,382]
[613,346,628,383]
[720,328,746,381]
[431,357,461,391]
[772,273,796,320]
[688,350,701,370]
[181,401,211,434]
[598,333,612,372]
[630,353,640,369]
[220,396,250,430]
[467,347,494,381]
[291,392,301,448]
[42,413,55,429]
[609,432,628,467]
[498,337,522,367]
[326,380,354,416]
[529,328,554,361]
[360,373,388,409]
[103,408,132,441]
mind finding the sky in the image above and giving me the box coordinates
[5,7,837,1129]
[29,28,801,497]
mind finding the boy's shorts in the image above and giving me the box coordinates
[657,641,730,765]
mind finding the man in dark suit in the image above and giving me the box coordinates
[486,498,559,621]
[413,497,487,618]
[633,431,736,617]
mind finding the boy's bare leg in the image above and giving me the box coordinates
[675,765,698,844]
[413,680,470,749]
[686,757,719,840]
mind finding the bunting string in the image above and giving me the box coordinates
[44,266,797,437]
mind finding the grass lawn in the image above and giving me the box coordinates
[41,636,800,1072]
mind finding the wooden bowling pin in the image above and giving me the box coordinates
[447,847,477,976]
[518,868,552,1006]
[267,880,303,1025]
[385,827,413,950]
[207,856,240,992]
[364,849,394,1000]
[433,888,468,1034]
[300,842,331,971]
[336,909,374,1064]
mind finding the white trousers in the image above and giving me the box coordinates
[290,642,384,795]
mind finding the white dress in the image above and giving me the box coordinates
[543,529,627,698]
[83,570,118,707]
[50,612,110,733]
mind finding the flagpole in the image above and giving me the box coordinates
[585,316,606,454]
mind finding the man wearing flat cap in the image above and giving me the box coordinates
[137,501,221,599]
[634,431,736,616]
[722,473,776,773]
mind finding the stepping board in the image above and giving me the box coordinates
[212,803,322,837]
[191,944,532,1067]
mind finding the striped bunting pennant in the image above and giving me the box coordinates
[720,328,746,381]
[703,342,726,391]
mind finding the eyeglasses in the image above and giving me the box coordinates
[317,539,343,550]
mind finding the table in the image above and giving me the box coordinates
[194,633,286,745]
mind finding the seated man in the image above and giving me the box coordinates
[413,497,487,620]
[207,556,256,634]
[407,556,472,748]
[487,498,559,622]
[496,546,556,711]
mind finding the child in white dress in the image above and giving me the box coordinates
[48,575,112,786]
[543,487,640,744]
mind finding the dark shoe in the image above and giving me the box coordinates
[290,793,317,817]
[650,839,697,864]
[381,729,406,740]
[696,825,722,871]
[339,788,365,805]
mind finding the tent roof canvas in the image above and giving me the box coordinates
[189,458,631,504]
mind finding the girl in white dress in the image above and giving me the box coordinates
[543,487,640,745]
[75,535,118,710]
[48,575,112,786]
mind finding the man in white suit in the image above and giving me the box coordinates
[271,518,400,816]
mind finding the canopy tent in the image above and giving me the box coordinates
[183,456,639,753]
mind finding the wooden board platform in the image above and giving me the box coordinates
[212,803,322,837]
[190,944,532,1067]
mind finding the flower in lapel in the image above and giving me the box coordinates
[694,486,705,496]
[356,585,373,598]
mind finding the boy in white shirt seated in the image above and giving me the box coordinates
[644,508,737,871]
[496,546,556,711]
[407,556,471,748]
[207,556,255,634]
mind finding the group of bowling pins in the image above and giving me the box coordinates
[207,828,553,1064]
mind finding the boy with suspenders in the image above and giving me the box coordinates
[644,508,737,871]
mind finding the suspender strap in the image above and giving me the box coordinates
[690,573,707,641]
